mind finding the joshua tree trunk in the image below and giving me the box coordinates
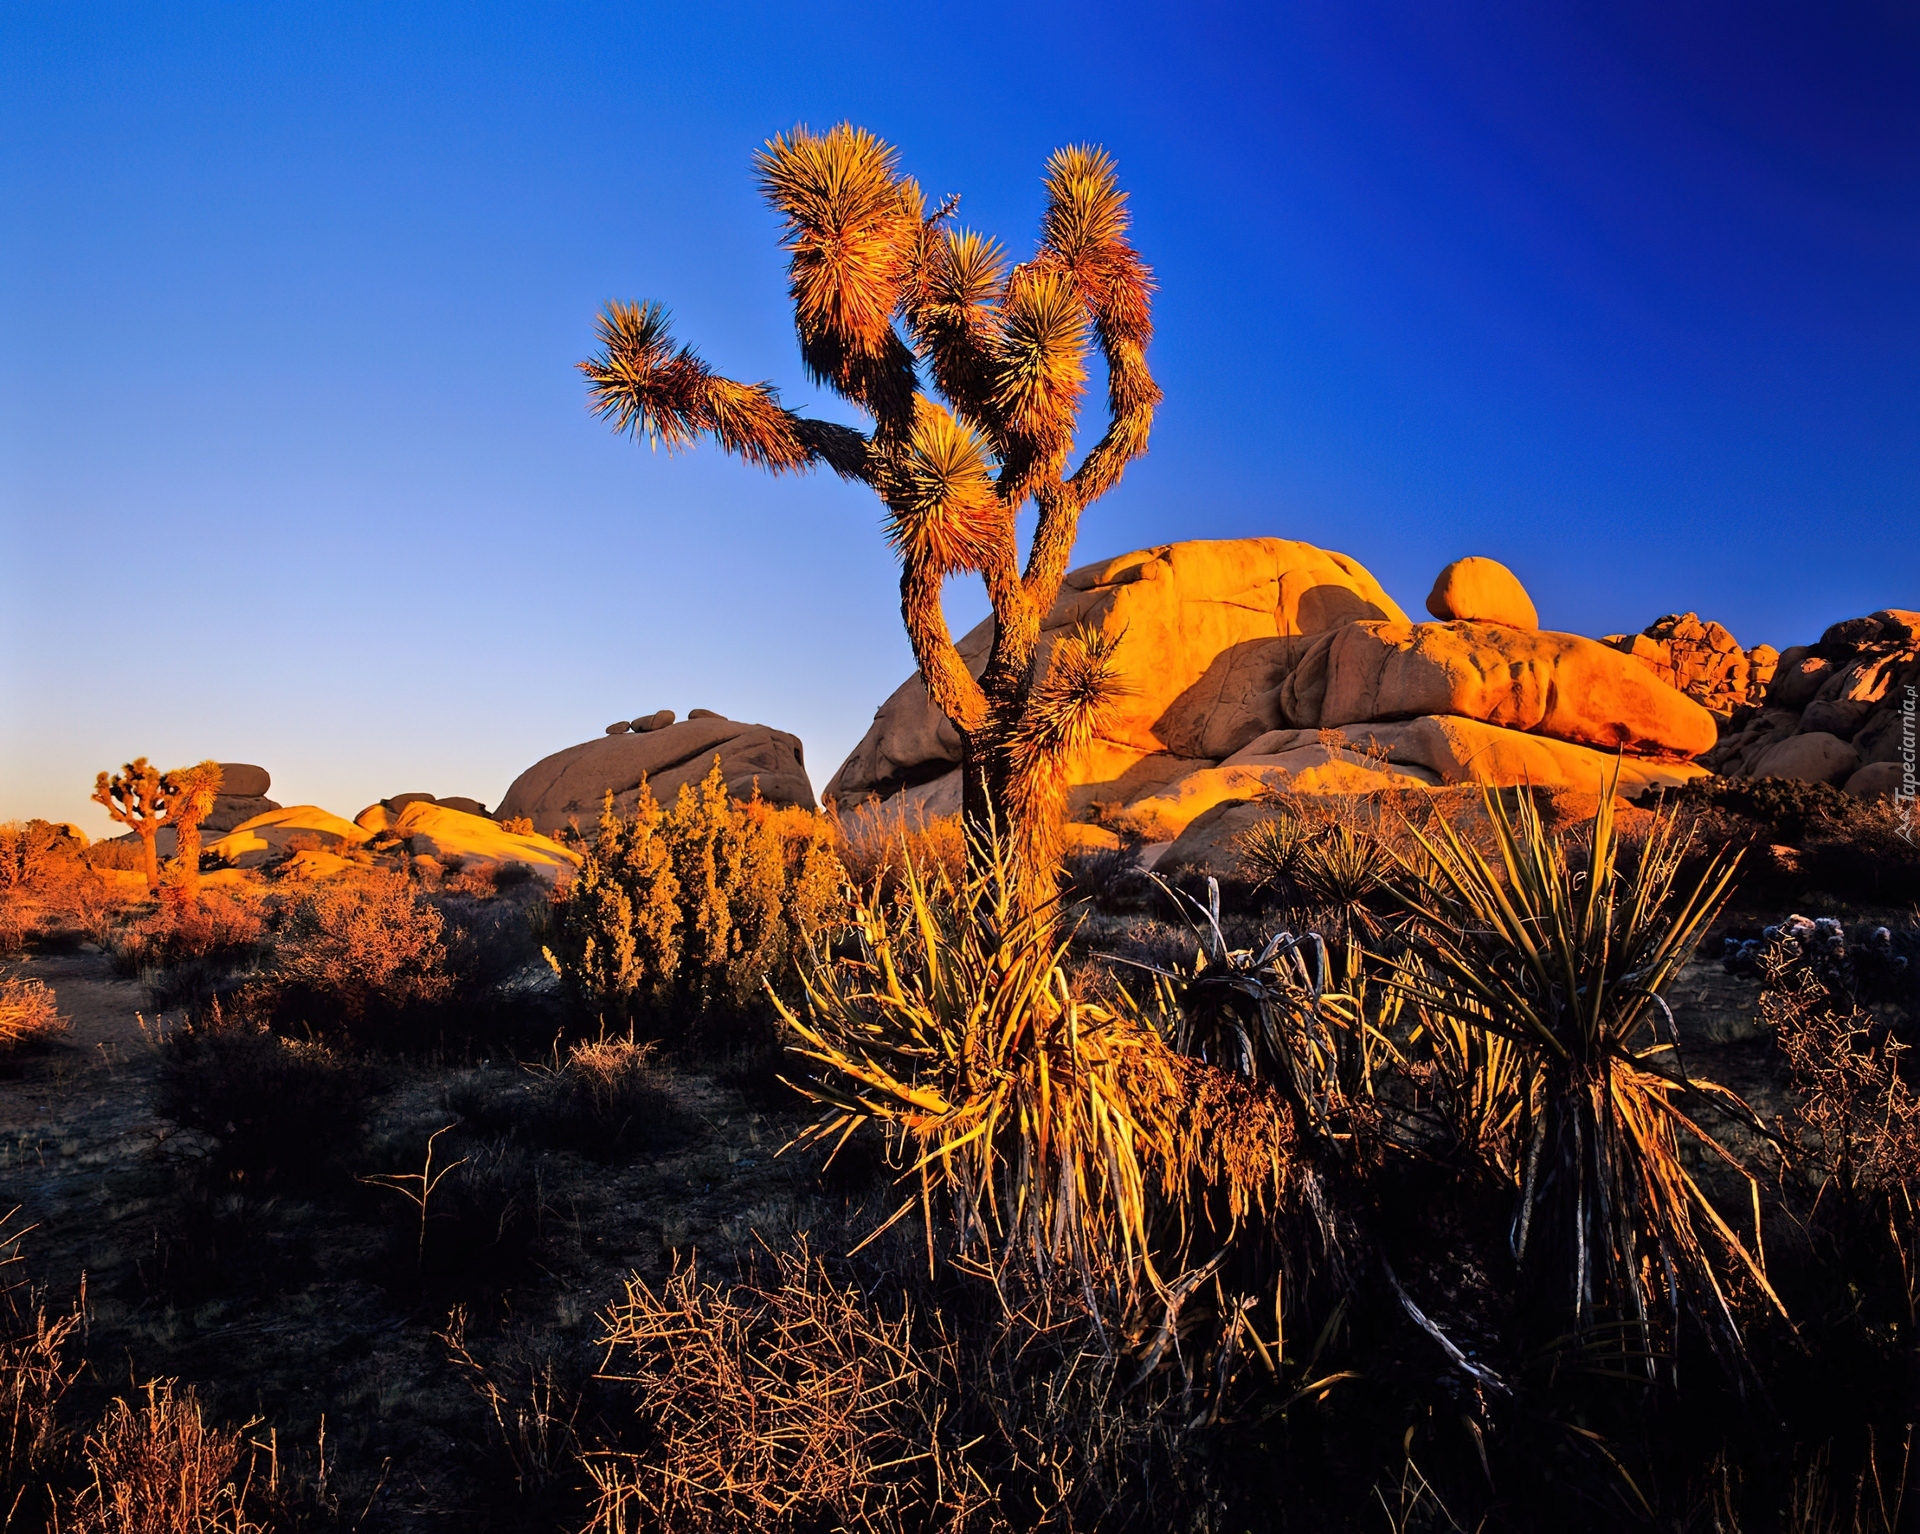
[581,127,1156,919]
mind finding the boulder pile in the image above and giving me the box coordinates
[827,542,1719,847]
[1704,610,1919,798]
[499,712,814,835]
[202,763,280,833]
[1601,614,1778,719]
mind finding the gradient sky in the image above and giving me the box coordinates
[4,3,1916,836]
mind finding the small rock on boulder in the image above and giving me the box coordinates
[217,764,271,798]
[1424,557,1539,630]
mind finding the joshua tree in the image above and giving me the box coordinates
[580,126,1160,914]
[92,758,222,894]
[162,761,224,898]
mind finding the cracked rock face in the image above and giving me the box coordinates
[498,716,814,833]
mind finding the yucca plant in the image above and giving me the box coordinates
[1394,786,1783,1379]
[775,839,1291,1301]
[581,125,1158,917]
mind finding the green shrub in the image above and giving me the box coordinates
[545,760,844,1029]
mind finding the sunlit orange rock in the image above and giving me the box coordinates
[1425,556,1538,630]
[826,537,1408,808]
[1282,621,1718,759]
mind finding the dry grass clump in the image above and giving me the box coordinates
[583,1246,935,1533]
[583,1244,1224,1534]
[546,761,844,1029]
[0,973,68,1053]
[2,1213,86,1518]
[55,1379,261,1534]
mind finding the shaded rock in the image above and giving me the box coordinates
[498,718,814,834]
[827,537,1409,808]
[201,795,281,834]
[436,796,488,817]
[1844,760,1908,800]
[688,709,725,721]
[1424,556,1538,630]
[1289,621,1718,759]
[1749,731,1860,785]
[217,764,271,798]
[606,721,631,735]
[1769,655,1835,710]
[632,710,675,732]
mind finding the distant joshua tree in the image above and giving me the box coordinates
[92,758,223,894]
[580,126,1159,914]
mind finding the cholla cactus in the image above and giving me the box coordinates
[580,126,1159,913]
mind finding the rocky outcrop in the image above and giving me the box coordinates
[387,802,580,881]
[1601,614,1777,719]
[499,715,814,834]
[1425,557,1538,630]
[828,542,1729,845]
[1706,610,1919,791]
[207,806,371,869]
[353,794,489,831]
[1280,621,1718,759]
[826,537,1410,809]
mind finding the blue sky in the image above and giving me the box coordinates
[4,3,1915,834]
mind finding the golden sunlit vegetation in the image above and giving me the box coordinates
[4,770,1920,1528]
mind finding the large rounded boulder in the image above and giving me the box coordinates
[825,537,1408,809]
[498,714,814,834]
[1281,621,1720,759]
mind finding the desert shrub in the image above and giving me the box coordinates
[1061,843,1151,910]
[0,972,67,1053]
[0,821,116,955]
[546,761,845,1030]
[154,1007,377,1187]
[499,814,537,836]
[1667,774,1857,841]
[265,868,451,1027]
[58,1379,260,1534]
[582,1245,1221,1534]
[83,836,146,873]
[832,798,966,895]
[0,819,82,892]
[359,1125,544,1292]
[109,887,266,976]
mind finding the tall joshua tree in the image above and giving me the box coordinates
[580,126,1160,914]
